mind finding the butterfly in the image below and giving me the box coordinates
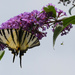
[0,28,40,67]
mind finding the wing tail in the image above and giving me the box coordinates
[19,51,22,68]
[13,54,15,63]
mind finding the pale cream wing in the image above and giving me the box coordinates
[0,29,19,50]
[20,31,40,50]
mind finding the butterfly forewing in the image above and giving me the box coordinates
[0,28,40,51]
[0,29,19,50]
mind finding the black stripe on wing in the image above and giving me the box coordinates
[7,29,10,34]
[19,28,24,43]
[10,29,16,44]
[31,38,40,47]
[2,29,9,42]
[21,31,27,45]
[14,29,19,42]
[26,34,33,45]
[0,30,3,42]
[31,35,35,41]
[0,30,3,36]
[26,32,40,48]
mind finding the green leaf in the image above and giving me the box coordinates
[43,5,56,17]
[53,26,63,47]
[53,16,75,47]
[43,7,50,12]
[69,5,75,15]
[0,51,5,60]
[63,15,75,29]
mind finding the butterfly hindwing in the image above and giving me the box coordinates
[20,30,40,51]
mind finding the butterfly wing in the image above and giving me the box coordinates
[0,29,19,50]
[19,29,40,67]
[20,30,40,51]
[0,28,40,68]
[0,29,20,62]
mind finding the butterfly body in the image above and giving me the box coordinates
[0,28,40,67]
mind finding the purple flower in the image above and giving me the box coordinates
[0,3,72,50]
[0,44,6,51]
[61,24,73,36]
[36,32,47,40]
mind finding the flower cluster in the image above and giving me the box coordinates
[0,10,48,40]
[0,3,73,50]
[61,24,73,36]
